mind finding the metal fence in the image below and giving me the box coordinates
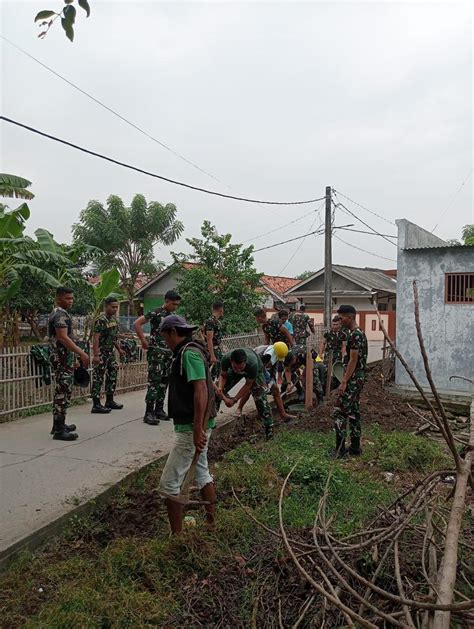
[1,329,323,421]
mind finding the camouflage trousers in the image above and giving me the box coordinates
[51,347,74,417]
[332,373,365,440]
[224,373,273,428]
[91,351,118,398]
[146,346,172,404]
[210,347,223,381]
[312,363,324,400]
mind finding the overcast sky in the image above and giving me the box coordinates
[1,1,472,277]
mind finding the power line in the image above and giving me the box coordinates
[338,226,397,238]
[1,116,326,206]
[431,168,474,233]
[333,234,396,262]
[333,196,397,246]
[332,188,395,226]
[253,223,352,253]
[278,206,324,274]
[1,34,226,187]
[242,205,320,243]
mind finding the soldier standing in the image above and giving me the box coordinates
[91,296,125,414]
[217,347,274,439]
[134,290,181,425]
[319,315,347,366]
[204,301,224,381]
[48,286,90,441]
[254,308,293,347]
[331,305,368,458]
[291,304,315,346]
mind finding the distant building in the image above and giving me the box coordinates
[395,219,473,401]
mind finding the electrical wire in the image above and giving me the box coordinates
[333,234,396,262]
[333,196,397,246]
[277,205,325,274]
[1,34,226,187]
[241,206,320,243]
[0,116,326,206]
[332,188,395,226]
[431,168,473,233]
[338,226,397,238]
[253,223,352,253]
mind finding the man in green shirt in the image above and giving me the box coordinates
[158,315,217,534]
[217,347,274,439]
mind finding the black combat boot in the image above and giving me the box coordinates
[105,394,123,410]
[51,415,78,441]
[154,400,169,421]
[348,436,362,456]
[91,397,112,414]
[330,434,347,458]
[50,417,77,434]
[144,401,159,425]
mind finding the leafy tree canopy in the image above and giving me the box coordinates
[172,221,262,334]
[296,270,313,280]
[446,224,474,247]
[73,194,184,312]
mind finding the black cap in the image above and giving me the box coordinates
[337,304,357,315]
[74,366,90,388]
[159,314,198,332]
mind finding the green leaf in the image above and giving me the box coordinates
[0,173,34,200]
[78,0,91,17]
[34,9,56,22]
[34,228,59,253]
[63,4,76,23]
[61,16,74,41]
[94,268,121,304]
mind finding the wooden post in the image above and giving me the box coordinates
[323,186,332,328]
[305,339,313,410]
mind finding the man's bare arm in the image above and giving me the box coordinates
[192,379,209,452]
[134,315,148,348]
[56,328,89,367]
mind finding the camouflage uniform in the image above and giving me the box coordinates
[91,314,119,398]
[204,314,223,380]
[323,329,347,365]
[332,328,368,441]
[284,346,324,400]
[144,307,173,405]
[48,307,75,417]
[221,349,273,430]
[291,313,311,346]
[262,317,287,344]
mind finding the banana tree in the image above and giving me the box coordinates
[83,268,122,340]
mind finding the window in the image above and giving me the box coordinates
[445,273,474,304]
[378,303,388,311]
[371,320,377,331]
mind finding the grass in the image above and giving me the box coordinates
[0,426,449,627]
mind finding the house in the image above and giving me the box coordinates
[395,219,473,401]
[285,264,397,336]
[133,264,300,315]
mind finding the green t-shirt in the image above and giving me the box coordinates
[220,348,264,381]
[174,349,216,433]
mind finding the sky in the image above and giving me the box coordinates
[1,0,472,278]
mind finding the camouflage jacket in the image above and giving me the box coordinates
[145,307,171,349]
[344,327,368,375]
[262,317,286,343]
[204,315,223,349]
[323,329,347,361]
[48,307,74,353]
[94,314,119,353]
[291,313,311,341]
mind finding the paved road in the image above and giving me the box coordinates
[0,388,250,559]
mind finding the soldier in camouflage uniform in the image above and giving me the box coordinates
[282,346,324,403]
[254,307,293,347]
[204,301,224,381]
[331,305,368,458]
[290,305,315,346]
[91,296,125,414]
[218,347,274,439]
[320,316,347,366]
[48,286,90,441]
[134,290,181,425]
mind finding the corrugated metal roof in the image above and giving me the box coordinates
[403,244,474,251]
[333,265,397,293]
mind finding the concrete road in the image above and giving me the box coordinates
[0,388,251,560]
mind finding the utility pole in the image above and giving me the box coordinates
[323,186,332,328]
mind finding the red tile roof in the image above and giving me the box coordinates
[260,275,300,297]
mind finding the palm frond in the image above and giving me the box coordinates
[0,174,34,200]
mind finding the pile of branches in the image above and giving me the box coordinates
[236,281,473,628]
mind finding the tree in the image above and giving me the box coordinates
[73,194,184,314]
[34,0,90,42]
[461,224,474,245]
[172,221,263,334]
[296,270,313,281]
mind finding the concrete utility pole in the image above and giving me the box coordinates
[323,186,332,328]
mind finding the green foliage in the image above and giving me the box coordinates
[362,427,449,472]
[173,221,262,333]
[34,0,91,42]
[73,194,183,311]
[462,224,474,246]
[296,269,313,280]
[0,173,34,200]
